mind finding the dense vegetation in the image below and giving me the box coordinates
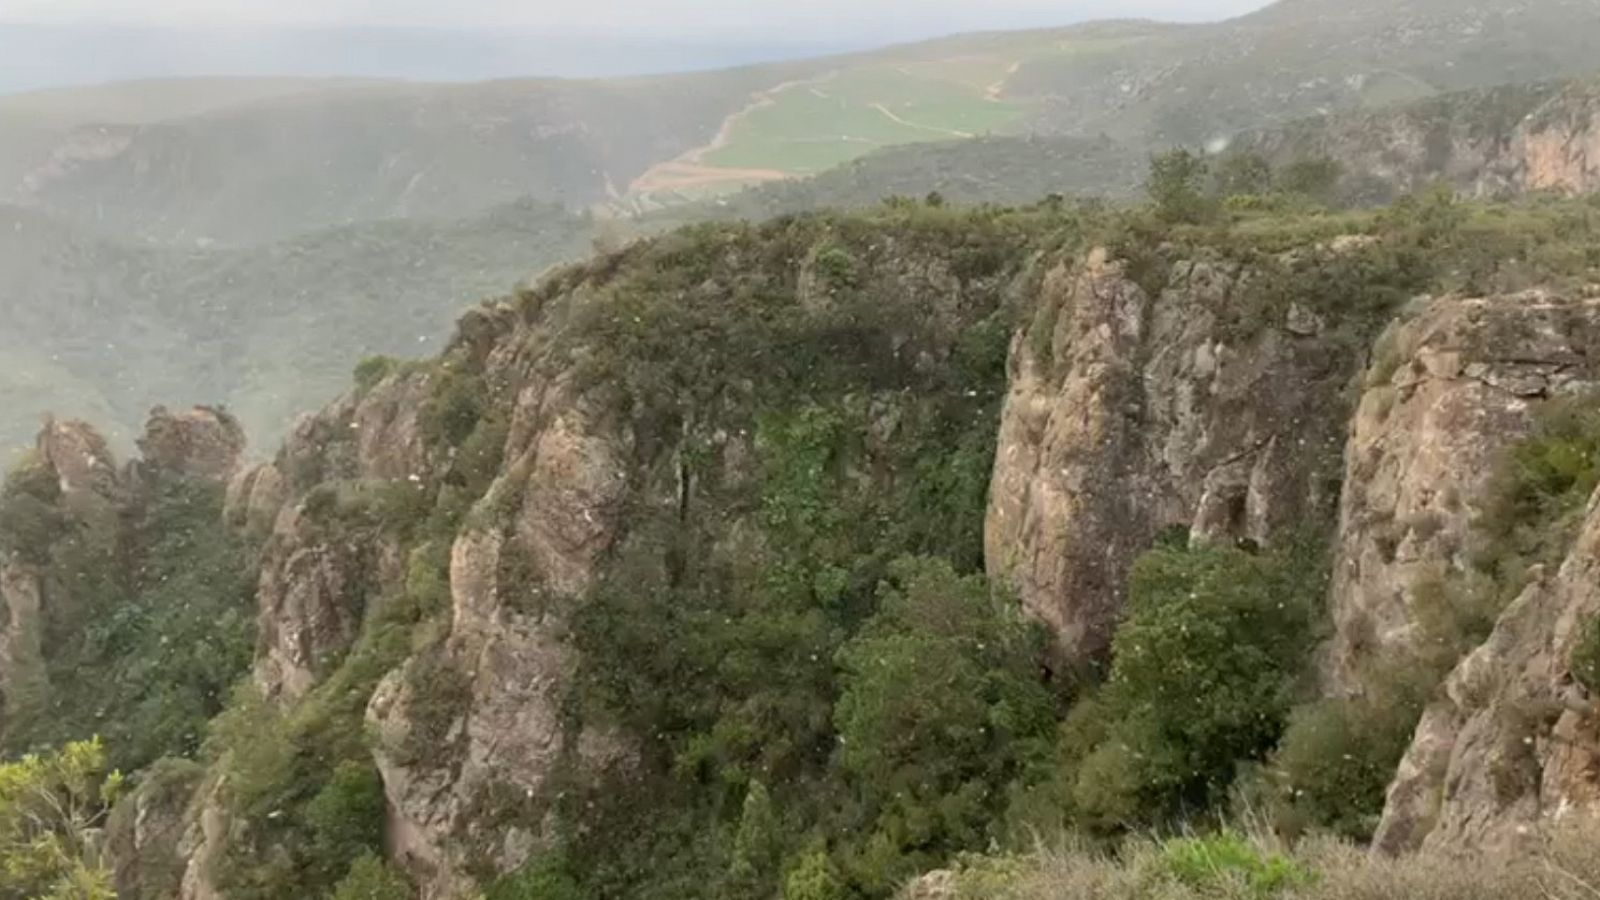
[0,461,256,774]
[8,162,1600,898]
[0,199,593,454]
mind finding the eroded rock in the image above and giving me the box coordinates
[1326,293,1600,692]
[987,248,1354,662]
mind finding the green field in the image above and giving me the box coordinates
[704,66,1028,174]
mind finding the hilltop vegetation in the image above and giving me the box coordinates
[0,200,592,453]
[7,177,1599,896]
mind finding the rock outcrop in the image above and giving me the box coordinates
[1517,80,1600,196]
[1230,76,1600,204]
[987,248,1354,662]
[368,346,635,899]
[1374,484,1600,855]
[105,759,205,900]
[1326,293,1600,692]
[135,405,246,482]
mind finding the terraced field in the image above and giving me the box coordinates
[703,66,1026,173]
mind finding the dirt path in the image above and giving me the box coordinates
[630,73,836,195]
[986,61,1022,102]
[870,102,973,139]
[632,161,790,193]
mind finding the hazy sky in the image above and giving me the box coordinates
[4,0,1272,38]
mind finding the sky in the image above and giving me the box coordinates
[0,0,1274,91]
[2,0,1272,39]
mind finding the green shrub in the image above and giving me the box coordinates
[1478,393,1600,588]
[1159,831,1314,897]
[306,762,388,881]
[2,478,256,772]
[1069,542,1320,828]
[0,452,65,562]
[813,245,860,290]
[419,364,488,449]
[353,356,398,393]
[783,849,846,900]
[834,558,1056,889]
[330,854,415,900]
[1146,149,1214,224]
[486,852,584,900]
[1570,615,1600,695]
[1267,666,1428,842]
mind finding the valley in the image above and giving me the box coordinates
[9,4,1600,896]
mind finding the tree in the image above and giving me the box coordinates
[1213,153,1274,198]
[725,782,781,898]
[834,558,1055,891]
[1277,158,1343,203]
[330,854,415,900]
[1145,149,1212,223]
[0,738,123,900]
[1070,544,1317,828]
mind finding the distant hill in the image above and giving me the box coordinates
[10,0,1599,242]
[6,0,1600,454]
[0,71,816,245]
[0,200,592,453]
[672,134,1145,223]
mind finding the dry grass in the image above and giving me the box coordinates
[939,818,1600,900]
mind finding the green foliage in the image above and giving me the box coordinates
[420,361,492,450]
[782,848,846,900]
[1068,543,1320,829]
[485,852,584,900]
[330,854,415,900]
[2,477,256,773]
[0,451,65,563]
[0,737,122,900]
[1213,153,1275,198]
[1266,660,1431,841]
[306,762,389,879]
[1276,159,1342,203]
[1572,615,1600,695]
[833,559,1056,890]
[354,356,399,393]
[1479,393,1600,582]
[1158,831,1314,898]
[1146,149,1213,224]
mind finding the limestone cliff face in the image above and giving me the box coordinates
[1517,81,1600,196]
[987,248,1354,662]
[1374,484,1600,856]
[368,371,635,899]
[0,408,244,731]
[1339,293,1600,855]
[1231,77,1600,204]
[1326,293,1600,692]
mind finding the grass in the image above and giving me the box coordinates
[941,818,1600,900]
[705,67,1026,174]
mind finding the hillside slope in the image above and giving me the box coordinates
[8,0,1599,240]
[8,194,1600,898]
[0,200,591,453]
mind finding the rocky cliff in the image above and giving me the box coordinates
[1232,76,1600,204]
[14,197,1600,897]
[987,244,1356,662]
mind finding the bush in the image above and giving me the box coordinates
[306,762,389,881]
[486,852,584,900]
[2,478,256,772]
[783,849,846,900]
[1069,542,1320,828]
[1146,149,1214,224]
[1160,831,1314,898]
[330,854,415,900]
[353,356,398,393]
[834,558,1056,890]
[1570,615,1600,695]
